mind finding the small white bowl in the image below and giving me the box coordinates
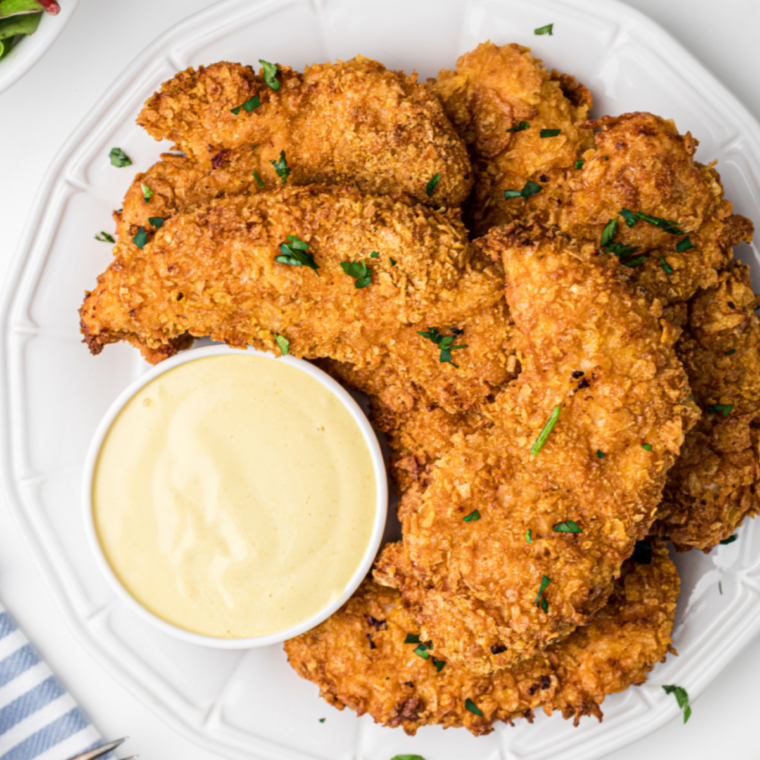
[82,344,388,648]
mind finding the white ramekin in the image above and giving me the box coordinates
[82,344,388,648]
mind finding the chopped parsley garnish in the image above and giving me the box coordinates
[433,658,445,673]
[600,217,641,259]
[575,159,585,169]
[252,170,264,188]
[390,756,425,760]
[596,450,605,459]
[633,540,652,564]
[230,95,261,114]
[533,575,551,613]
[340,260,372,288]
[132,227,147,249]
[540,128,561,138]
[390,258,397,266]
[641,443,653,451]
[413,643,431,660]
[319,718,325,723]
[148,217,164,228]
[553,520,581,534]
[109,147,132,167]
[534,23,553,35]
[463,510,481,522]
[619,208,637,227]
[720,534,738,545]
[274,333,289,355]
[276,235,319,273]
[725,349,737,355]
[259,59,281,90]
[663,685,692,723]
[601,218,618,248]
[530,405,560,456]
[370,251,379,258]
[632,211,683,235]
[426,173,441,197]
[465,698,484,716]
[140,183,153,203]
[622,255,647,268]
[404,634,421,644]
[676,236,696,252]
[660,255,673,274]
[94,231,115,243]
[526,529,533,543]
[417,327,468,368]
[270,150,290,184]
[504,180,542,200]
[708,404,733,417]
[507,121,530,133]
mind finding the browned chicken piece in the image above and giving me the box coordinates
[285,545,679,736]
[80,185,513,413]
[433,41,594,237]
[373,223,692,675]
[655,263,760,550]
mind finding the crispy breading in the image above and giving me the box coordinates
[80,185,513,412]
[284,545,679,736]
[433,41,594,236]
[373,224,691,674]
[655,263,760,549]
[136,57,472,208]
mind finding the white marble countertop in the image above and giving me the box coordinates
[1,1,759,757]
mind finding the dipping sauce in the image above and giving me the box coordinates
[92,354,377,638]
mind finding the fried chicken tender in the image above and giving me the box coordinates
[135,57,472,213]
[655,263,760,549]
[80,185,512,412]
[433,41,594,236]
[373,224,692,674]
[285,545,679,736]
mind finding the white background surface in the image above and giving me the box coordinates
[1,1,759,758]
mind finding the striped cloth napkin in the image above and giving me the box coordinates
[0,604,104,760]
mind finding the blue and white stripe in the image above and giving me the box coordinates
[0,605,103,760]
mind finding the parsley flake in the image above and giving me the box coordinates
[417,327,468,368]
[465,698,484,716]
[504,180,542,201]
[725,349,737,355]
[404,634,421,644]
[596,450,605,459]
[633,540,652,565]
[390,258,397,266]
[600,216,640,259]
[274,333,290,355]
[575,159,585,169]
[663,685,692,723]
[622,255,647,268]
[676,236,696,252]
[109,147,132,168]
[632,211,683,235]
[534,575,551,613]
[340,260,372,289]
[253,170,264,188]
[426,173,441,197]
[530,405,561,456]
[507,121,530,133]
[231,95,261,114]
[413,644,431,660]
[132,227,147,249]
[553,520,581,534]
[708,404,733,417]
[433,658,445,673]
[540,128,561,138]
[391,756,425,760]
[660,255,674,274]
[259,59,281,90]
[140,183,153,203]
[619,208,637,227]
[534,23,553,35]
[148,217,164,229]
[720,534,738,545]
[94,231,115,243]
[601,218,618,248]
[370,251,379,258]
[270,150,290,184]
[276,234,319,274]
[642,443,653,451]
[526,529,533,543]
[463,510,481,522]
[319,718,326,723]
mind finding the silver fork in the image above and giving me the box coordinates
[65,738,136,760]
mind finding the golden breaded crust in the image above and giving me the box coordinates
[285,546,679,736]
[374,224,691,673]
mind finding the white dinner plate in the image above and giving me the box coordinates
[2,1,760,759]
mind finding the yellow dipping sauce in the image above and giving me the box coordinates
[92,354,377,638]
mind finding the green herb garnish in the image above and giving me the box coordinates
[534,23,553,35]
[391,756,425,760]
[413,644,431,660]
[633,540,652,564]
[720,534,738,545]
[533,575,551,613]
[540,128,561,138]
[259,59,281,90]
[274,333,290,355]
[530,405,561,456]
[600,217,641,259]
[370,251,379,258]
[140,183,153,203]
[148,217,164,229]
[319,718,325,723]
[641,443,653,451]
[596,450,605,459]
[601,218,618,248]
[660,255,673,274]
[663,685,692,723]
[252,170,264,188]
[433,658,445,673]
[463,510,481,522]
[94,231,115,243]
[109,147,132,168]
[676,236,695,252]
[507,121,530,133]
[417,327,468,368]
[619,208,637,227]
[526,529,533,544]
[270,150,290,184]
[553,520,581,534]
[575,159,585,169]
[426,173,441,197]
[622,255,647,268]
[390,258,397,266]
[404,634,421,644]
[276,234,319,273]
[465,698,484,716]
[132,227,147,249]
[632,211,683,235]
[231,95,261,114]
[708,404,733,417]
[504,180,542,200]
[340,260,372,289]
